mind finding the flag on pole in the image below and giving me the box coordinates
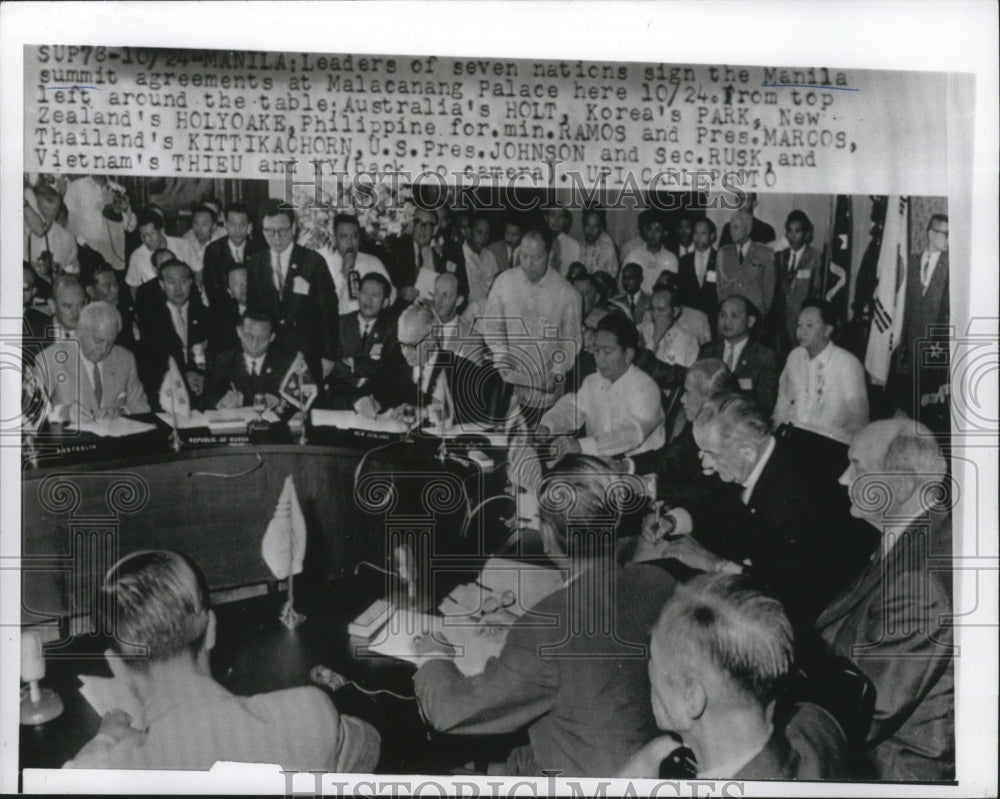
[825,195,852,324]
[261,474,307,580]
[278,352,318,412]
[158,357,191,418]
[864,196,909,385]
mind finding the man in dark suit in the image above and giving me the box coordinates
[388,206,445,306]
[487,214,523,273]
[245,199,339,388]
[676,217,719,316]
[699,295,779,415]
[136,259,210,410]
[815,419,954,780]
[620,573,848,780]
[891,214,950,432]
[716,210,777,320]
[636,392,870,633]
[353,302,508,428]
[325,272,397,406]
[614,262,652,324]
[718,192,777,246]
[204,312,305,412]
[203,203,260,311]
[768,210,823,358]
[207,264,248,360]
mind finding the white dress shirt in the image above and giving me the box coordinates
[740,435,776,504]
[126,235,188,287]
[775,342,869,444]
[541,364,665,457]
[621,244,679,293]
[462,241,499,310]
[637,320,700,367]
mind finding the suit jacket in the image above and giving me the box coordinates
[715,242,777,317]
[362,349,511,427]
[136,295,210,409]
[207,296,244,362]
[325,311,399,404]
[22,307,55,367]
[676,249,719,315]
[245,244,339,379]
[414,563,676,777]
[37,341,150,418]
[699,338,780,415]
[488,239,517,272]
[388,235,447,291]
[734,703,849,780]
[614,291,652,325]
[630,422,717,508]
[815,516,955,781]
[687,435,865,631]
[203,235,263,310]
[204,342,302,410]
[769,245,823,355]
[719,216,777,246]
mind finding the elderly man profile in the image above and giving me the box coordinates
[635,392,864,632]
[413,454,676,777]
[815,419,954,781]
[36,301,149,424]
[539,313,665,459]
[353,302,506,427]
[618,573,848,779]
[64,550,380,771]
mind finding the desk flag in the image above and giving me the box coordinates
[279,352,318,412]
[262,475,308,629]
[158,356,191,419]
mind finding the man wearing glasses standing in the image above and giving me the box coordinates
[891,214,950,432]
[246,199,339,388]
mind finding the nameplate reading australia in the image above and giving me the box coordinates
[27,46,953,194]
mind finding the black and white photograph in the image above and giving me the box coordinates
[1,3,996,796]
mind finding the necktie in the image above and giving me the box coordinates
[629,295,637,319]
[361,321,372,345]
[174,305,187,352]
[724,342,735,371]
[417,245,424,270]
[787,250,797,290]
[272,250,283,292]
[738,245,744,265]
[92,362,103,407]
[254,358,261,377]
[921,253,931,290]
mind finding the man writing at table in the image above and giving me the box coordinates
[352,303,507,427]
[538,313,666,459]
[36,300,150,424]
[65,550,380,771]
[204,312,307,412]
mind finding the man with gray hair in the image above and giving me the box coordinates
[637,392,867,631]
[815,418,954,781]
[36,300,149,423]
[619,573,847,779]
[353,301,508,427]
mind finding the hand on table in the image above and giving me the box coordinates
[216,389,243,410]
[412,631,454,659]
[354,395,381,419]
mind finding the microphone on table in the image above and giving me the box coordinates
[20,630,64,725]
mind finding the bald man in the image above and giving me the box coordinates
[36,301,150,424]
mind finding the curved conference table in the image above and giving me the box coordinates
[21,417,510,627]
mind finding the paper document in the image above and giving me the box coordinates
[156,410,209,429]
[310,409,408,434]
[68,417,157,438]
[78,674,146,729]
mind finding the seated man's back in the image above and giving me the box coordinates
[67,678,379,772]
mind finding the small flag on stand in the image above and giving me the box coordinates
[262,474,308,629]
[159,357,191,418]
[279,353,318,412]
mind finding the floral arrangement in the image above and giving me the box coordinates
[293,180,416,254]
